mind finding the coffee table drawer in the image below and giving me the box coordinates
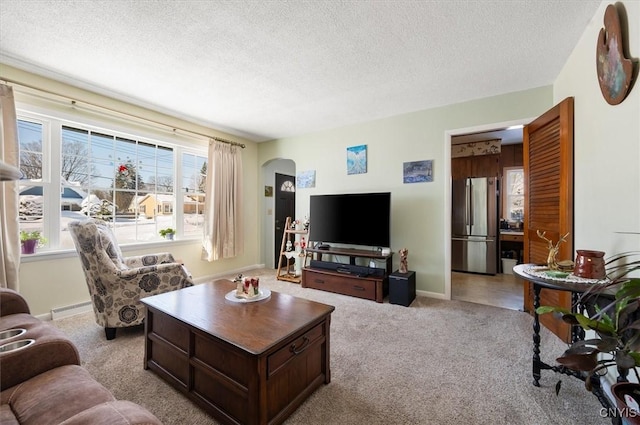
[268,322,323,376]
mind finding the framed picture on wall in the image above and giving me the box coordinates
[297,170,316,188]
[403,160,433,183]
[347,145,367,175]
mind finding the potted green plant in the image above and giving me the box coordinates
[536,251,640,419]
[159,228,175,240]
[20,230,47,254]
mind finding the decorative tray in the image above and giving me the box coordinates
[224,288,271,303]
[523,265,609,284]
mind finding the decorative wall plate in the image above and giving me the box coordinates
[596,4,635,105]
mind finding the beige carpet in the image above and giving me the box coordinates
[53,268,609,425]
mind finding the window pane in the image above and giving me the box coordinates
[155,168,174,193]
[504,168,524,222]
[62,127,90,186]
[90,159,115,189]
[19,184,45,249]
[182,153,206,237]
[195,156,207,193]
[18,120,43,180]
[90,132,114,159]
[182,153,196,192]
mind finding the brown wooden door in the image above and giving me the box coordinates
[523,97,574,343]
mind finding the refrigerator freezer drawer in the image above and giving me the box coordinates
[451,238,497,275]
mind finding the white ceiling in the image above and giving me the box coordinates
[0,1,601,143]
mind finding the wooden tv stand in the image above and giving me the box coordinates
[302,247,393,303]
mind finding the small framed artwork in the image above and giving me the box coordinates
[297,170,316,188]
[347,144,367,175]
[264,185,273,197]
[403,160,433,183]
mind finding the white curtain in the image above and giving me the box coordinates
[0,84,21,289]
[201,140,244,261]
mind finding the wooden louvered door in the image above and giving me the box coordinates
[523,97,574,343]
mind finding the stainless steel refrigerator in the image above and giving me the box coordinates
[451,177,498,274]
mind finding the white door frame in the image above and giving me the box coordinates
[444,118,532,300]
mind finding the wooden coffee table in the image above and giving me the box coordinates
[140,279,335,425]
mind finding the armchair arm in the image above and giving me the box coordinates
[114,262,189,279]
[123,252,177,268]
[0,288,30,316]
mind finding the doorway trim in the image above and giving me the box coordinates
[444,118,533,300]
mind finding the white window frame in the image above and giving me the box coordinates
[502,166,524,222]
[15,95,208,258]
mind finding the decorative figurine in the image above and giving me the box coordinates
[236,276,260,298]
[536,230,570,270]
[399,248,409,273]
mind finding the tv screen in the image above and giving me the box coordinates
[309,192,391,248]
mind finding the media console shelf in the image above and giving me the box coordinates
[302,246,393,303]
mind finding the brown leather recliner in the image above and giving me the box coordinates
[0,287,163,425]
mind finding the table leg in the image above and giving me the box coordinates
[571,292,585,343]
[533,283,542,387]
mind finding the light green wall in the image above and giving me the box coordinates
[555,0,639,257]
[259,86,553,296]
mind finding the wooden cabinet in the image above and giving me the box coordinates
[302,247,392,303]
[451,154,500,179]
[500,233,523,242]
[499,144,524,169]
[303,268,381,301]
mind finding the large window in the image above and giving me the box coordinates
[17,109,207,253]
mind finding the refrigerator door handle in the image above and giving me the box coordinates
[468,178,474,227]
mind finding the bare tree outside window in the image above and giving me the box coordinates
[19,141,43,180]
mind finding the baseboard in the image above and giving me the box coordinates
[51,301,93,320]
[193,263,266,284]
[417,289,447,300]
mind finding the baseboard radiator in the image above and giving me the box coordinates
[51,301,93,320]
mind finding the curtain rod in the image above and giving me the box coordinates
[0,77,246,149]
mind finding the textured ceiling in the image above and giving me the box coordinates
[0,1,601,142]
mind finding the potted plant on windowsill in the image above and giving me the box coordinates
[536,251,640,420]
[159,228,175,240]
[20,230,47,254]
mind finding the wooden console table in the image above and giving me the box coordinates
[302,247,392,303]
[513,264,618,422]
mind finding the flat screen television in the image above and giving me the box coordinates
[309,192,391,248]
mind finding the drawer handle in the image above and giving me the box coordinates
[353,285,365,291]
[290,336,310,355]
[314,279,325,284]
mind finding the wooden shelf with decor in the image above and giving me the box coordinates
[276,217,311,283]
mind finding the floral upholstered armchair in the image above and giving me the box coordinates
[69,219,194,340]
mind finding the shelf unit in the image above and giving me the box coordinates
[302,246,393,303]
[276,217,310,283]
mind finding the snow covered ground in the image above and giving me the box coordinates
[21,211,203,250]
